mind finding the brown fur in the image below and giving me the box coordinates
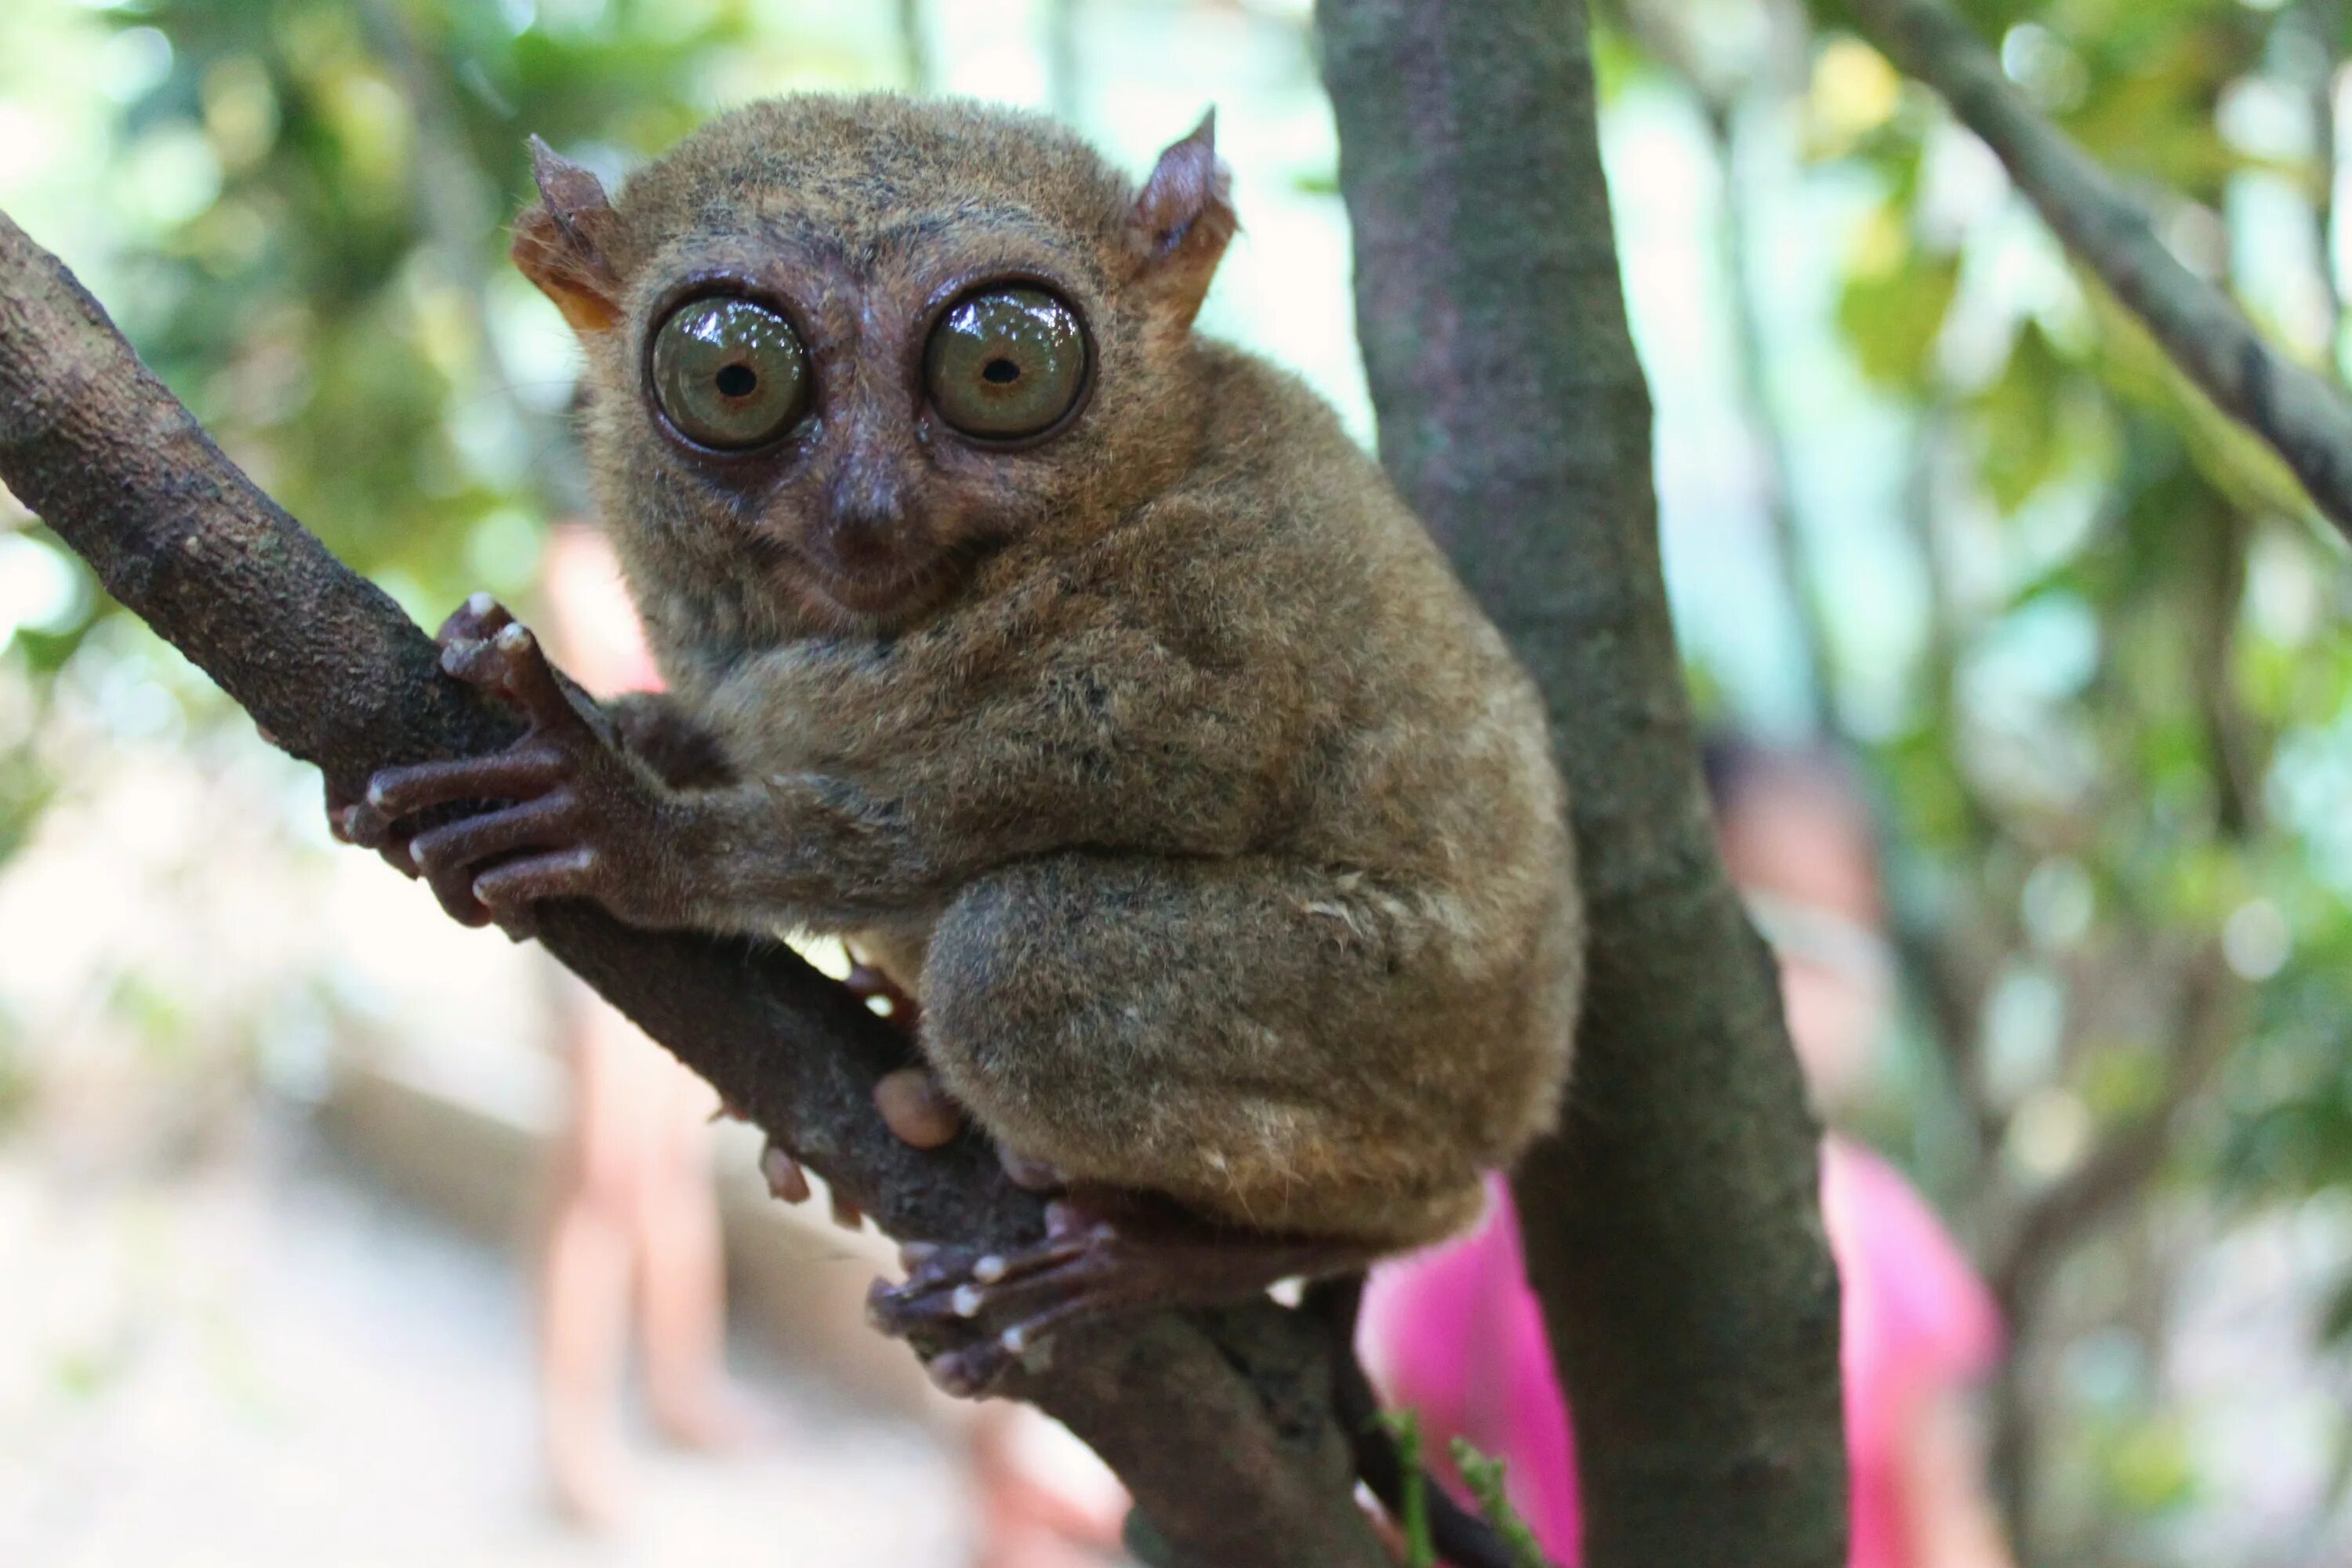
[514,93,1581,1247]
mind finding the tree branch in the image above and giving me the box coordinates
[0,208,1388,1568]
[2299,0,2344,367]
[1845,0,2352,542]
[1317,2,1848,1565]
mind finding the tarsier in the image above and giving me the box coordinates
[336,94,1583,1400]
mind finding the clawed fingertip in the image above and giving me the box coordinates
[760,1144,811,1204]
[927,1352,985,1399]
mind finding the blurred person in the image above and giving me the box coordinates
[967,1403,1131,1568]
[1355,739,2013,1568]
[532,524,769,1528]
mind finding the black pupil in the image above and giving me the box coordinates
[982,358,1021,384]
[715,362,757,397]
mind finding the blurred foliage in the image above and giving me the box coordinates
[67,0,756,615]
[1613,0,2352,1558]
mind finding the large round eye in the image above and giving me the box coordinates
[924,287,1087,441]
[649,296,811,450]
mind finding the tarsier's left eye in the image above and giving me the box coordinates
[924,287,1088,441]
[650,296,811,451]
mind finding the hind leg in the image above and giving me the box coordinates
[874,853,1490,1392]
[920,853,1487,1232]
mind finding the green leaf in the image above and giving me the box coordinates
[1837,242,1961,390]
[1381,1410,1436,1568]
[1449,1439,1553,1568]
[1971,320,2077,514]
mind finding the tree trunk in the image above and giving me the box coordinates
[1317,3,1850,1564]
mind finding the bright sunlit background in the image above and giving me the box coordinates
[4,0,2352,1564]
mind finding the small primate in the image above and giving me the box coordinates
[338,95,1581,1396]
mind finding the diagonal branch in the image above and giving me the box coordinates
[0,207,1385,1568]
[1846,0,2352,542]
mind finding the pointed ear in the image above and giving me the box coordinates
[511,136,625,334]
[1127,110,1235,328]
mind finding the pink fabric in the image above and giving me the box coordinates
[1358,1136,2000,1567]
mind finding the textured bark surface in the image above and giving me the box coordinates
[0,206,1385,1568]
[1847,0,2352,542]
[1316,2,1850,1564]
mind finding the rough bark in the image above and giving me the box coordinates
[1846,0,2352,542]
[0,207,1386,1568]
[1316,2,1849,1565]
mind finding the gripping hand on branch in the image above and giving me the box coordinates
[332,593,688,935]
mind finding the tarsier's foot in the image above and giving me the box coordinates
[335,594,672,935]
[757,1139,868,1230]
[859,1054,1062,1187]
[761,1062,993,1239]
[995,1144,1069,1193]
[872,1067,964,1151]
[865,1194,1371,1397]
[843,960,923,1033]
[760,1141,814,1205]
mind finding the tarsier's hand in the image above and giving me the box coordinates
[330,594,681,935]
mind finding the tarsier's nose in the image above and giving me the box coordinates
[818,455,914,569]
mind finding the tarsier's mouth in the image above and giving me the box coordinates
[782,540,965,621]
[821,567,948,615]
[745,512,1016,627]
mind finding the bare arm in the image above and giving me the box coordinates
[1899,1390,2016,1568]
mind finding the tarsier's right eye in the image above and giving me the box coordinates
[649,296,811,451]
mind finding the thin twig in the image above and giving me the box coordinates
[1706,96,1842,740]
[897,0,934,95]
[353,0,582,518]
[2301,0,2345,368]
